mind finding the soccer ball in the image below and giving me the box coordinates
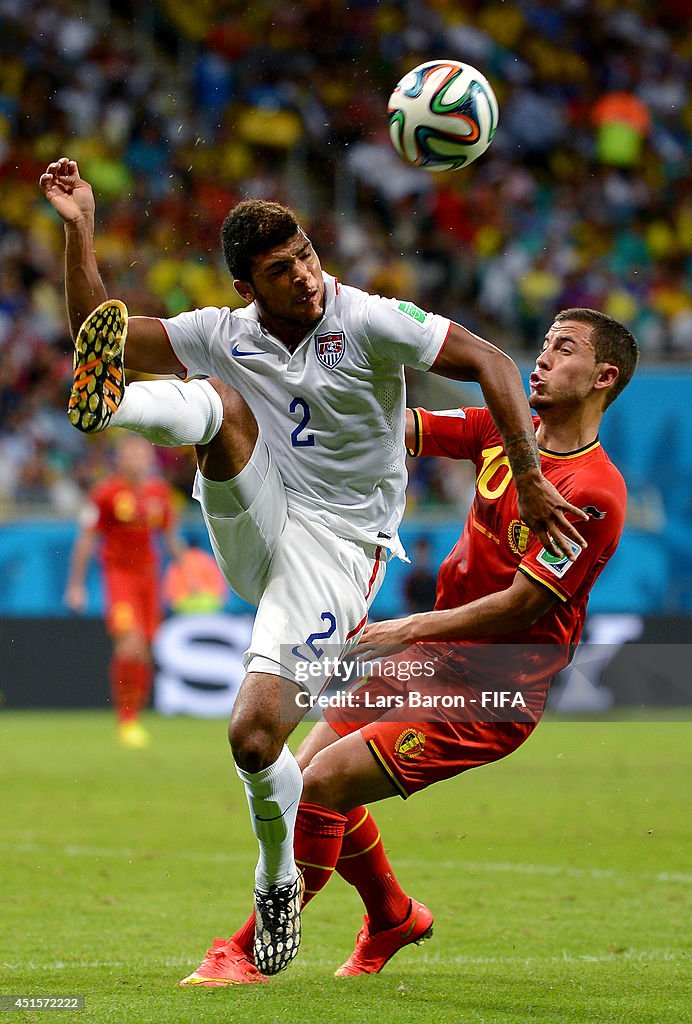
[388,59,499,172]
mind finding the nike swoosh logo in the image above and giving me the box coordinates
[232,343,266,357]
[400,912,419,939]
[254,799,298,823]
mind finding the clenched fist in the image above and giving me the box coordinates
[39,157,94,224]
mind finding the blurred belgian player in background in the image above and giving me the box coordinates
[65,435,184,748]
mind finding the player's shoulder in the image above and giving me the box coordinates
[166,305,225,327]
[144,477,172,497]
[422,404,483,427]
[196,304,238,332]
[450,406,539,435]
[330,274,407,322]
[172,304,258,339]
[575,443,626,491]
[564,444,627,520]
[90,476,119,500]
[476,407,535,435]
[415,405,496,459]
[87,476,123,514]
[327,275,369,320]
[460,405,517,444]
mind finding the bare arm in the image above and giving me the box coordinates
[405,407,415,450]
[432,324,541,476]
[64,526,99,613]
[428,323,588,558]
[163,525,187,563]
[40,158,185,376]
[355,571,556,656]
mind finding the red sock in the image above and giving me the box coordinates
[110,656,151,722]
[336,806,410,932]
[231,801,347,955]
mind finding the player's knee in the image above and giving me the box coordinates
[301,757,347,811]
[113,631,149,661]
[196,378,258,478]
[228,713,281,773]
[207,379,257,438]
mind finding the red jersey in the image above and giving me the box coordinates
[410,406,626,667]
[86,475,176,572]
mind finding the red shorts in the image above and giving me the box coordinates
[323,642,548,798]
[103,566,161,640]
[328,714,536,798]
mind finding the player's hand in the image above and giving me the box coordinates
[64,583,87,613]
[39,158,95,223]
[351,616,413,662]
[515,470,588,560]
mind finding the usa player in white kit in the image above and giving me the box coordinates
[41,158,587,980]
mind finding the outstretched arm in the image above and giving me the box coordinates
[430,323,588,558]
[39,158,184,375]
[40,157,105,338]
[354,571,555,657]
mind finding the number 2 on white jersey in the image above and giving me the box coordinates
[290,397,315,448]
[291,611,337,661]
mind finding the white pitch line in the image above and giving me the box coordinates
[2,950,686,972]
[3,841,690,885]
[396,858,692,886]
[6,842,246,863]
[425,949,687,966]
[1,957,192,971]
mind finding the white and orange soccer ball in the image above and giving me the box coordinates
[388,59,499,172]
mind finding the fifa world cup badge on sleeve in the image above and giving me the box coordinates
[537,541,582,578]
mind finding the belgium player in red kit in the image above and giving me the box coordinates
[179,308,638,986]
[66,435,184,747]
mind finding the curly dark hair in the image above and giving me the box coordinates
[221,199,301,281]
[554,308,639,409]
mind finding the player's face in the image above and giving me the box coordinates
[239,232,325,329]
[529,320,601,411]
[116,437,154,481]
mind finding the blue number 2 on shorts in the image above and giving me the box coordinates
[291,612,337,661]
[290,397,315,447]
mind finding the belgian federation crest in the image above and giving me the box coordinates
[315,332,346,368]
[508,519,532,556]
[394,728,426,761]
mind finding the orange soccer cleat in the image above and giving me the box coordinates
[68,299,127,433]
[335,898,434,977]
[178,938,269,987]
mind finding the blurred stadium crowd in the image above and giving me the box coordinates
[0,0,689,515]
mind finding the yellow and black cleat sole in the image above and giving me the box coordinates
[68,299,128,433]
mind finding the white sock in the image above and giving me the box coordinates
[236,744,303,891]
[111,378,223,446]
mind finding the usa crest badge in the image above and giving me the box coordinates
[315,332,345,369]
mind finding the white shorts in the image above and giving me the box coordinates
[192,438,386,694]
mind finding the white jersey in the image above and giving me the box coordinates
[160,273,450,558]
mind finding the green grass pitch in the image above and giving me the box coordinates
[0,710,688,1024]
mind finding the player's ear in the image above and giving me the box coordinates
[234,279,254,304]
[594,363,619,395]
